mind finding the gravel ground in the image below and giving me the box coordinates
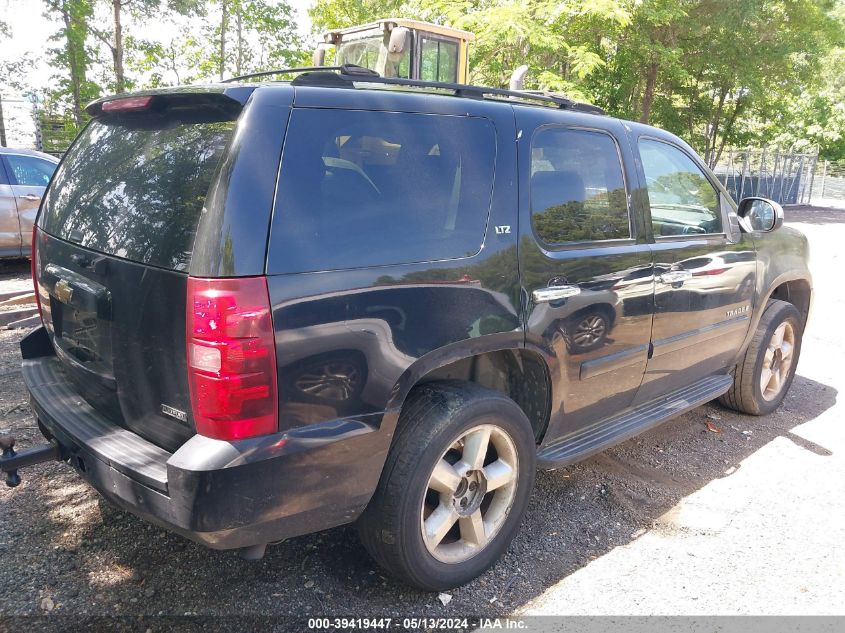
[0,208,843,620]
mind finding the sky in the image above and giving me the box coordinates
[0,0,317,96]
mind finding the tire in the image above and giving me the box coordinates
[357,381,536,591]
[719,299,803,415]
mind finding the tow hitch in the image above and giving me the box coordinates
[0,435,62,487]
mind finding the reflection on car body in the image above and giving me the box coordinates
[276,282,520,424]
[0,148,59,258]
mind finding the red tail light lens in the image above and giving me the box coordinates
[186,276,278,441]
[101,95,153,112]
[31,225,43,323]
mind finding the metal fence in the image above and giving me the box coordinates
[809,160,845,208]
[713,148,818,205]
[713,147,845,208]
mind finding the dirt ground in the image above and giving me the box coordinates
[0,207,843,620]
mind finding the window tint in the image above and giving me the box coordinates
[639,139,722,236]
[420,37,458,83]
[40,118,235,271]
[530,127,630,244]
[5,155,56,187]
[268,109,496,273]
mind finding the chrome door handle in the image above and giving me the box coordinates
[18,194,40,201]
[532,285,581,303]
[658,270,693,284]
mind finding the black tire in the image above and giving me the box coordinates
[719,299,803,415]
[357,381,536,591]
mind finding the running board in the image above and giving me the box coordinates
[537,374,733,468]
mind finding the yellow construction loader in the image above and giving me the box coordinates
[313,18,475,84]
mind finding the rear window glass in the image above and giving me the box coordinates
[40,117,235,271]
[268,109,496,274]
[530,127,630,244]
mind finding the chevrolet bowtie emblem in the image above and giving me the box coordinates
[54,279,74,304]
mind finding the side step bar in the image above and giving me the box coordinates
[537,374,733,468]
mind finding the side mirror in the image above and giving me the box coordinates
[736,197,784,233]
[388,27,409,54]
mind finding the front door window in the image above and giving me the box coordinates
[639,138,722,237]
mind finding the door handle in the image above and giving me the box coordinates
[532,285,581,303]
[18,194,40,202]
[658,270,693,284]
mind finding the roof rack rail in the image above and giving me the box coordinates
[224,64,606,115]
[222,64,379,84]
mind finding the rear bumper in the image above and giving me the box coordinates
[22,328,391,550]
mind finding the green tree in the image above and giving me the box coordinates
[43,0,101,126]
[590,0,842,164]
[309,0,405,31]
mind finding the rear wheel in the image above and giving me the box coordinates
[357,381,535,591]
[720,299,803,415]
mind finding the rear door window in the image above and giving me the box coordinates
[530,127,630,245]
[40,117,235,271]
[268,109,496,273]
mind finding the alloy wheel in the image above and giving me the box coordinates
[420,424,519,564]
[760,321,795,401]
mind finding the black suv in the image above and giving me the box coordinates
[16,69,812,590]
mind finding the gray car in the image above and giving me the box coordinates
[0,148,59,258]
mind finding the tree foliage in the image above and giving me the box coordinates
[4,0,844,160]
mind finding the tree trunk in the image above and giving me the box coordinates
[0,96,6,147]
[60,1,84,126]
[640,61,658,124]
[705,87,728,167]
[714,95,744,168]
[219,0,228,80]
[111,0,124,92]
[235,1,243,76]
[687,71,703,141]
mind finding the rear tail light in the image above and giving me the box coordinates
[186,276,278,441]
[31,225,43,323]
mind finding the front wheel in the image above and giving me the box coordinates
[720,299,803,415]
[357,381,536,591]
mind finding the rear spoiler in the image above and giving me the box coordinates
[85,85,255,118]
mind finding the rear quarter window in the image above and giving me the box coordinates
[267,109,497,273]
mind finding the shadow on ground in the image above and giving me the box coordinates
[1,371,835,617]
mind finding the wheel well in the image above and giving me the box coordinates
[769,279,811,324]
[414,349,552,444]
